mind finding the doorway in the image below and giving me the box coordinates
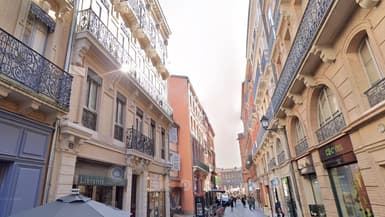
[131,175,138,217]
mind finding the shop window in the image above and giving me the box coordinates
[114,93,126,141]
[329,164,373,217]
[358,37,383,85]
[82,69,101,131]
[317,86,340,126]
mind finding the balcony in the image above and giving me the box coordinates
[193,160,210,173]
[126,127,154,157]
[256,0,334,146]
[76,9,172,117]
[316,112,346,143]
[113,0,143,26]
[365,77,385,107]
[277,151,286,165]
[295,137,308,156]
[0,28,72,111]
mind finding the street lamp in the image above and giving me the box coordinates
[260,115,270,130]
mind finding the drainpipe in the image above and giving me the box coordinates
[281,127,304,217]
[64,0,79,72]
[43,0,79,203]
[43,119,60,203]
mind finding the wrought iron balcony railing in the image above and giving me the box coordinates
[316,112,346,143]
[295,137,308,156]
[277,151,286,165]
[76,9,172,117]
[0,28,72,110]
[256,0,334,147]
[365,77,385,107]
[126,127,154,156]
[193,160,210,173]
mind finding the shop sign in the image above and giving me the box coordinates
[319,135,356,167]
[148,174,164,191]
[78,175,126,186]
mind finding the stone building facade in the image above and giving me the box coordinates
[0,0,73,216]
[47,0,174,217]
[244,0,385,217]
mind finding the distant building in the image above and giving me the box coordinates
[216,167,243,192]
[168,75,216,215]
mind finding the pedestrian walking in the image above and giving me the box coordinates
[247,195,252,210]
[241,196,246,208]
[230,197,234,212]
[251,196,256,210]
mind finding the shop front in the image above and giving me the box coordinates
[147,173,166,217]
[296,155,325,217]
[319,135,373,217]
[281,177,297,217]
[73,159,126,209]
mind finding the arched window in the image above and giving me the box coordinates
[295,118,306,142]
[276,139,282,153]
[358,37,383,85]
[317,86,340,126]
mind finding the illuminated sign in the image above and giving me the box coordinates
[319,135,356,168]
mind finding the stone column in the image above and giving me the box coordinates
[137,170,148,217]
[164,175,171,217]
[123,167,133,212]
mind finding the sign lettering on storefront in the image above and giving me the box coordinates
[319,135,356,168]
[78,175,126,186]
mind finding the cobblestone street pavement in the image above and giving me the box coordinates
[224,201,267,217]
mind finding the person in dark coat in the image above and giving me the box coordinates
[241,196,246,208]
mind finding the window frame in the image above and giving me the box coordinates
[358,37,383,85]
[317,87,340,127]
[82,69,101,130]
[114,93,126,141]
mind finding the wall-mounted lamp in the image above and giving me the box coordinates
[260,115,279,131]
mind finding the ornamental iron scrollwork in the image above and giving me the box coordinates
[126,127,154,157]
[0,28,72,110]
[295,137,308,156]
[365,77,385,107]
[257,0,334,146]
[315,112,346,143]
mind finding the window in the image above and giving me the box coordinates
[317,86,340,126]
[161,128,166,159]
[150,120,156,144]
[82,69,101,130]
[135,108,143,133]
[114,93,125,141]
[359,38,383,85]
[295,118,306,142]
[23,10,49,54]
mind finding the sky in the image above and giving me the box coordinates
[160,0,249,168]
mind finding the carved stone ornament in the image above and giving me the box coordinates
[356,0,381,8]
[127,155,151,174]
[58,119,92,153]
[311,45,336,64]
[71,39,91,66]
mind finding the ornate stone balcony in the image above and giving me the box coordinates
[316,112,346,143]
[114,0,168,79]
[193,159,210,174]
[126,127,154,157]
[365,77,385,107]
[0,28,72,111]
[295,137,308,156]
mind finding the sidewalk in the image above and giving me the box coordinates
[224,201,267,217]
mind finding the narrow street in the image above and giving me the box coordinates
[223,201,266,217]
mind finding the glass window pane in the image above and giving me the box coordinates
[89,82,98,110]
